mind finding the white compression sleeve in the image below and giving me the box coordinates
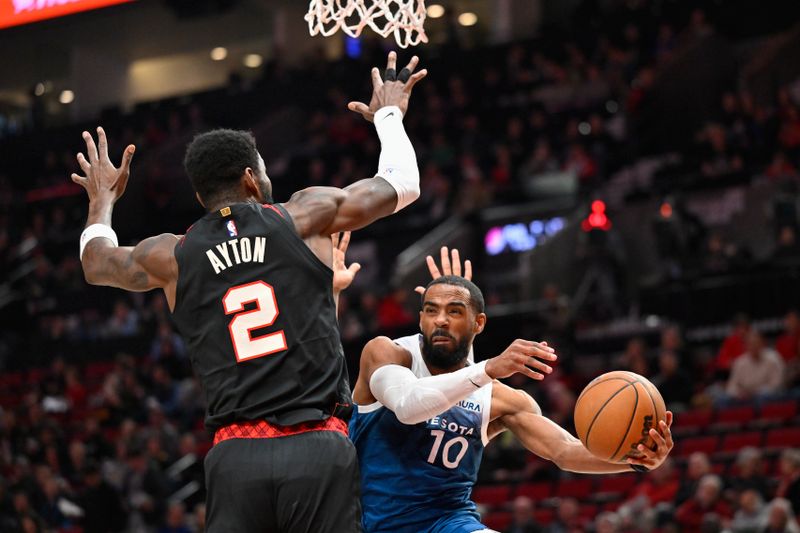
[369,361,492,425]
[374,106,420,212]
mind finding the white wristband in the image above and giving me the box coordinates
[79,224,118,261]
[374,105,420,213]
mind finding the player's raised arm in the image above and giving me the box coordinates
[354,336,557,425]
[282,52,427,237]
[72,128,179,302]
[496,386,674,474]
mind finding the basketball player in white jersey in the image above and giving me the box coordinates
[333,243,674,533]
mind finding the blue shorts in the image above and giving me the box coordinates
[428,512,490,533]
[365,510,491,533]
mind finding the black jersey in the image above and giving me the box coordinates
[171,202,352,431]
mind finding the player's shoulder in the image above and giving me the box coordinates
[362,336,413,368]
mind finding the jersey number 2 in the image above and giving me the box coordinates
[222,281,288,362]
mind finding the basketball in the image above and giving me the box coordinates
[574,371,667,463]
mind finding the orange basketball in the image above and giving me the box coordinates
[574,371,667,463]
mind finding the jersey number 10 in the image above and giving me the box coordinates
[222,281,288,362]
[427,430,469,469]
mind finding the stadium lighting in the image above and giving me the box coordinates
[34,83,45,97]
[210,47,228,61]
[458,12,478,26]
[59,90,75,105]
[427,4,445,18]
[243,54,263,69]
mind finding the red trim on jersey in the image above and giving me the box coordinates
[262,203,285,219]
[213,417,348,445]
[179,224,195,247]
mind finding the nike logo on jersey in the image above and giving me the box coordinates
[206,237,267,274]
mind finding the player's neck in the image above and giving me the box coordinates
[426,360,468,376]
[207,196,260,214]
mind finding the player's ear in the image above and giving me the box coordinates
[243,168,259,198]
[195,192,205,208]
[474,313,486,335]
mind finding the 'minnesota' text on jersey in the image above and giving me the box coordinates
[171,203,351,430]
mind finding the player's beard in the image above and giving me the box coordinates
[421,329,472,370]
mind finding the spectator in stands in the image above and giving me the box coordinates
[159,501,192,533]
[79,461,127,533]
[776,449,800,514]
[627,456,679,506]
[594,511,621,533]
[773,226,800,262]
[105,300,140,338]
[763,498,800,533]
[776,310,800,362]
[377,287,415,333]
[730,489,765,533]
[677,452,713,505]
[192,503,206,532]
[675,474,733,533]
[617,337,651,377]
[546,497,581,533]
[504,496,542,533]
[728,447,771,501]
[716,314,751,374]
[652,349,693,409]
[725,330,785,403]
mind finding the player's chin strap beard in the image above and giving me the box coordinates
[421,333,471,370]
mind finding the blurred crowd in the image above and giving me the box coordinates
[1,0,800,531]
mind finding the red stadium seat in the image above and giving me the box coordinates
[472,485,512,507]
[516,482,553,500]
[482,512,512,531]
[766,428,800,449]
[85,361,116,380]
[579,504,598,521]
[714,406,756,427]
[759,401,798,423]
[555,478,593,499]
[673,410,713,436]
[679,436,719,456]
[0,371,24,389]
[595,475,638,497]
[534,508,554,525]
[720,432,763,453]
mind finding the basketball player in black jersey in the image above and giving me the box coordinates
[71,52,426,532]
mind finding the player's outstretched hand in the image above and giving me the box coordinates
[71,127,135,205]
[332,231,361,294]
[347,51,427,122]
[414,246,472,295]
[626,411,674,471]
[484,339,558,381]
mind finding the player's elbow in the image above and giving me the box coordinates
[394,408,426,425]
[81,262,102,286]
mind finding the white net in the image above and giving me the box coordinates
[305,0,428,49]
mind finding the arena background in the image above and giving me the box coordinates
[2,0,800,531]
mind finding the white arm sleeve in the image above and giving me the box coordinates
[373,106,420,212]
[369,361,492,425]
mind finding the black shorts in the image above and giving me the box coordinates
[204,429,362,532]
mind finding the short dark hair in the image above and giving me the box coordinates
[183,129,259,204]
[422,275,485,314]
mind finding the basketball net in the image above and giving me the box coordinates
[305,0,428,49]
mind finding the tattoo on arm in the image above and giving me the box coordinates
[83,234,177,291]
